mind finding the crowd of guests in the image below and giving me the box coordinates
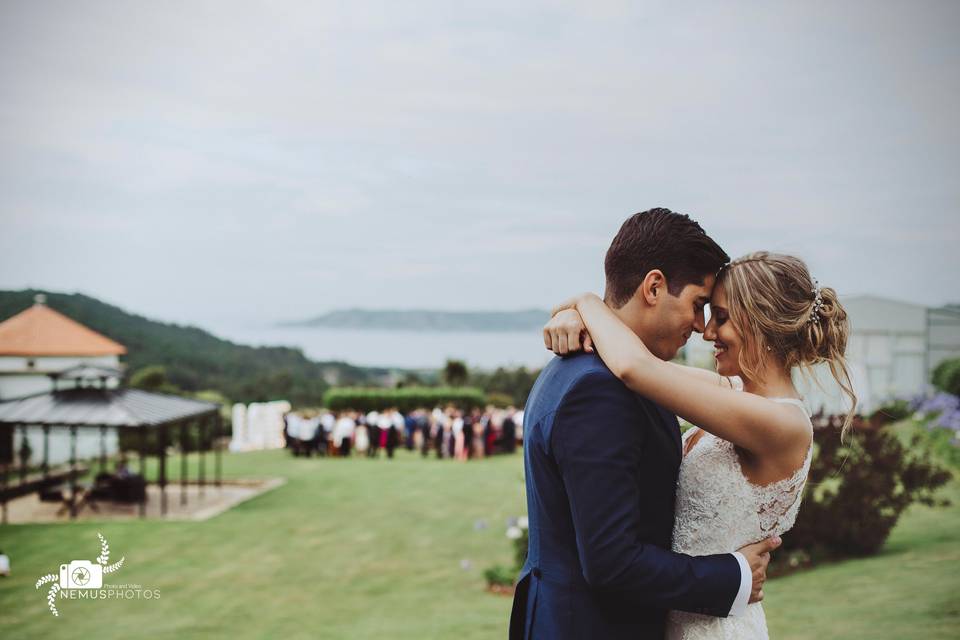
[282,406,523,460]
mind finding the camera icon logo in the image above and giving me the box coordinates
[59,560,103,589]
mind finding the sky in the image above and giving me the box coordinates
[1,1,958,331]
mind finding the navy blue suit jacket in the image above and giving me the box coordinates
[509,353,741,639]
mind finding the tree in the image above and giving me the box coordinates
[396,371,423,388]
[443,359,469,387]
[129,365,181,394]
[471,365,540,406]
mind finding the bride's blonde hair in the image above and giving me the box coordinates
[717,252,857,433]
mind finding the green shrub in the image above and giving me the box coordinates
[779,423,951,562]
[932,357,960,396]
[483,565,515,588]
[869,399,912,425]
[894,418,960,470]
[322,386,487,412]
[484,517,529,590]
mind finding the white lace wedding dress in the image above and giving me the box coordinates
[665,398,813,640]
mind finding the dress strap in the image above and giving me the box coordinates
[769,397,810,417]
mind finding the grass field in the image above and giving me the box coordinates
[0,448,956,639]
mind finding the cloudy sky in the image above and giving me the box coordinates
[1,1,957,331]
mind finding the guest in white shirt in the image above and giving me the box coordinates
[334,413,356,457]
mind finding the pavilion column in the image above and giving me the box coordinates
[215,413,222,489]
[99,425,107,473]
[18,424,28,484]
[1,464,6,525]
[1,424,9,524]
[1,450,7,525]
[180,421,188,507]
[159,424,168,517]
[138,428,147,518]
[69,425,78,519]
[198,415,207,498]
[42,425,50,480]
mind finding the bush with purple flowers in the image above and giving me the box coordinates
[902,387,960,468]
[910,388,960,446]
[910,388,960,416]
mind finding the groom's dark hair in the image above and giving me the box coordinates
[604,208,729,308]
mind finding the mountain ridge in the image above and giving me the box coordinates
[0,290,396,405]
[281,308,550,332]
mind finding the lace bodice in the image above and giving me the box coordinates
[666,398,813,640]
[672,398,812,555]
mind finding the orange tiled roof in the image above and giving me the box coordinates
[0,303,126,357]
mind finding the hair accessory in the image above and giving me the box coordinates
[809,279,824,324]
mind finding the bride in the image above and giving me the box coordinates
[544,251,856,639]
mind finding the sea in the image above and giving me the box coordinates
[208,324,555,371]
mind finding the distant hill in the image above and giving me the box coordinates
[283,308,549,332]
[0,290,394,406]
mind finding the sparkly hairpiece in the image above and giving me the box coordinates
[809,279,824,324]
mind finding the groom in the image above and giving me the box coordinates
[509,208,780,639]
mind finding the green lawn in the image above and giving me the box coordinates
[0,448,956,639]
[766,451,960,638]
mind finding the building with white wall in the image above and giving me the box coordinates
[0,294,127,465]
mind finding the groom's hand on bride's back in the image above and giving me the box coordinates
[543,309,593,355]
[738,536,782,604]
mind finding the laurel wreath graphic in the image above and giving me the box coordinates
[35,532,125,617]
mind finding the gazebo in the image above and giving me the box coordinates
[0,366,224,523]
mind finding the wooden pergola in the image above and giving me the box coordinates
[0,375,223,523]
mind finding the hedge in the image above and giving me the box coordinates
[321,386,487,412]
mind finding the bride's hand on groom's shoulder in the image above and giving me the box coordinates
[543,308,593,355]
